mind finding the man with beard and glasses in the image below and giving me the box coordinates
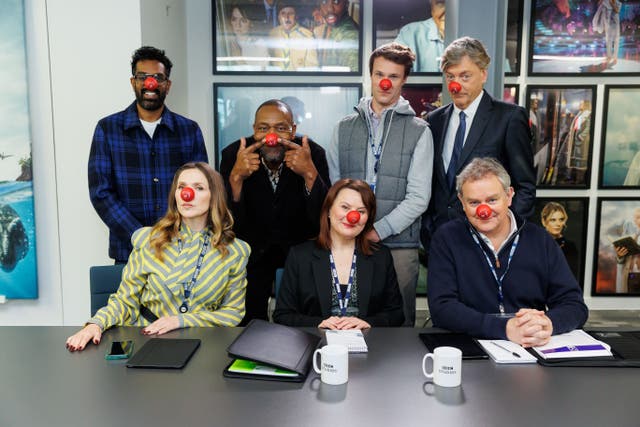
[88,46,208,263]
[220,99,330,324]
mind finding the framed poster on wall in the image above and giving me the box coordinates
[599,85,640,188]
[532,197,588,289]
[593,198,640,296]
[529,0,640,75]
[0,0,38,299]
[525,85,596,188]
[373,0,523,75]
[213,83,361,165]
[213,0,363,74]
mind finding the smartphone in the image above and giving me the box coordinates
[105,340,134,360]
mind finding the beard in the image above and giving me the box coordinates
[135,88,167,111]
[259,145,285,169]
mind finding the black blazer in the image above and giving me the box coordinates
[273,241,405,327]
[422,91,535,243]
[219,136,330,262]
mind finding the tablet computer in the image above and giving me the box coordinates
[126,338,201,369]
[419,332,488,360]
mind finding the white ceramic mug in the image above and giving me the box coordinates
[422,346,462,387]
[313,344,348,385]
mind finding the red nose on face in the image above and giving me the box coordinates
[476,204,492,219]
[346,210,361,224]
[181,187,195,202]
[144,77,158,91]
[379,78,392,91]
[264,133,279,147]
[448,81,462,94]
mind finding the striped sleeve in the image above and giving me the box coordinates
[88,228,150,330]
[180,239,250,327]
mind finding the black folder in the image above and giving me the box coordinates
[126,338,201,369]
[223,319,321,382]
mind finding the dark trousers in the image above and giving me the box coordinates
[240,245,287,326]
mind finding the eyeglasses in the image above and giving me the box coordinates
[444,73,473,83]
[255,124,293,134]
[133,73,168,84]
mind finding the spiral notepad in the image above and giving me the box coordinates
[325,330,368,353]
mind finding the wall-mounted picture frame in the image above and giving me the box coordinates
[599,85,640,188]
[373,0,523,75]
[529,0,640,75]
[532,197,588,289]
[213,0,362,74]
[593,198,640,296]
[213,83,362,165]
[526,85,596,188]
[503,84,519,104]
[401,84,442,120]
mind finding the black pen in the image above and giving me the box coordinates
[491,341,521,358]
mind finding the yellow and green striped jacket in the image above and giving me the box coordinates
[90,225,250,330]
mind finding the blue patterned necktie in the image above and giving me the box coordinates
[447,111,466,190]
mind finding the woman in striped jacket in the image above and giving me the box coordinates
[66,162,250,351]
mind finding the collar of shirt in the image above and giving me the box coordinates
[443,91,484,167]
[477,209,518,256]
[261,157,284,191]
[452,90,484,125]
[367,98,397,137]
[124,101,176,133]
[179,223,210,242]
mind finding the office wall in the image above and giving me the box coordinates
[0,0,636,326]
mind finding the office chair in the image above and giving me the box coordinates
[89,264,125,316]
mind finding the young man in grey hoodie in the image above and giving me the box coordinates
[327,42,434,327]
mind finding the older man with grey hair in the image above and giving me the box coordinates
[427,157,587,346]
[421,37,535,253]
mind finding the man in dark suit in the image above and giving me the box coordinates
[220,99,330,324]
[421,36,535,250]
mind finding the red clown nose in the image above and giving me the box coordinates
[144,76,158,91]
[264,133,279,147]
[379,78,392,91]
[448,81,462,94]
[346,210,361,224]
[180,187,195,202]
[476,204,492,219]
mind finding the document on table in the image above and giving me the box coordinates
[532,330,613,359]
[325,329,368,353]
[477,339,537,364]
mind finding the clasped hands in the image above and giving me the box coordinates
[318,316,371,330]
[65,316,180,352]
[506,308,553,348]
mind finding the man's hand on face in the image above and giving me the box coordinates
[281,135,318,189]
[231,137,264,181]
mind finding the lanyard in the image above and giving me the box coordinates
[329,251,357,316]
[468,227,519,314]
[178,233,211,314]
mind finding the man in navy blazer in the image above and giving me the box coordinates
[421,37,535,250]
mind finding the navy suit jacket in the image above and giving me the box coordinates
[421,91,535,248]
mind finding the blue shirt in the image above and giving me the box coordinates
[395,18,444,72]
[88,101,208,261]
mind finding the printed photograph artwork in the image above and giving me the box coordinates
[0,0,38,299]
[532,197,588,289]
[214,0,362,73]
[530,0,640,75]
[373,0,523,75]
[593,199,640,295]
[526,85,596,188]
[214,84,361,164]
[599,85,640,188]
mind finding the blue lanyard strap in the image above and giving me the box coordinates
[329,251,357,316]
[178,232,211,313]
[468,227,519,314]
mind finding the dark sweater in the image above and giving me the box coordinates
[427,213,587,339]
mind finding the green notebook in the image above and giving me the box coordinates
[227,358,299,377]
